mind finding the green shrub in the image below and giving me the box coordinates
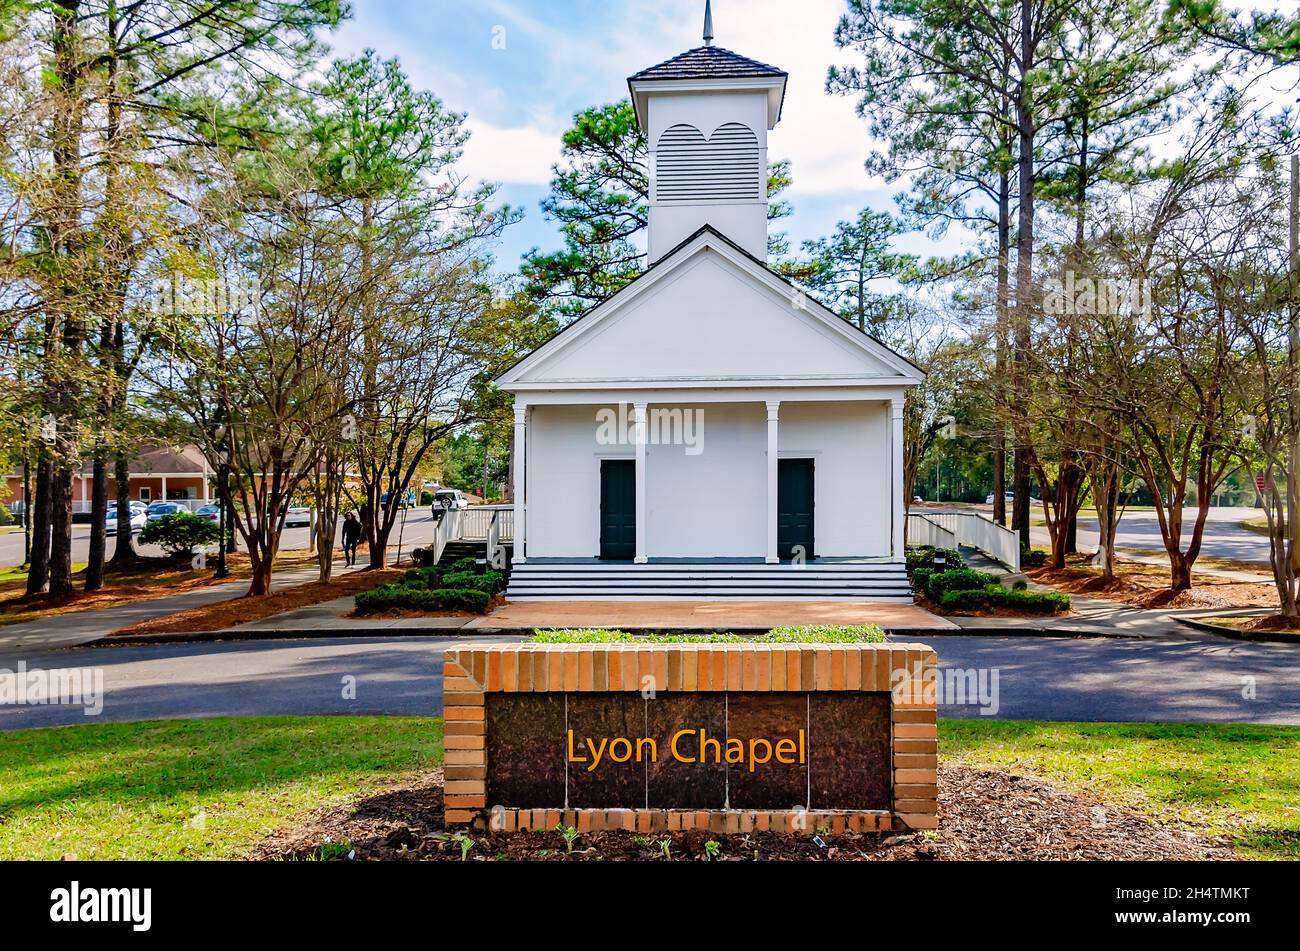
[402,566,444,588]
[911,566,934,595]
[531,625,886,644]
[0,502,11,526]
[926,569,998,598]
[410,547,435,568]
[905,546,965,573]
[355,583,491,615]
[448,556,480,574]
[936,584,1070,614]
[431,587,491,614]
[137,511,223,558]
[764,624,886,643]
[441,569,505,595]
[1022,547,1049,567]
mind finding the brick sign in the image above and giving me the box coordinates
[443,642,938,834]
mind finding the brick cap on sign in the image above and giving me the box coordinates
[442,641,938,694]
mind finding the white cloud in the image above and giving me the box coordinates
[463,118,563,186]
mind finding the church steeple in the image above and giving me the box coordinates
[626,18,788,263]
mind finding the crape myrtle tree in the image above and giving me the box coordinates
[146,150,361,597]
[520,99,794,319]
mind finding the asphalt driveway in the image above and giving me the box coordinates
[1,632,1295,731]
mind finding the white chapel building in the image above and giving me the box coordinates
[497,10,922,601]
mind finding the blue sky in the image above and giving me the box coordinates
[328,0,953,274]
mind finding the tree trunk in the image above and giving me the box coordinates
[25,454,52,595]
[1011,0,1036,553]
[48,466,74,599]
[993,168,1011,527]
[85,455,108,590]
[247,552,274,597]
[108,450,136,565]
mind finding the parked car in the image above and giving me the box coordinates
[985,492,1043,505]
[380,490,416,510]
[194,504,222,522]
[432,488,470,512]
[145,501,187,522]
[283,505,311,528]
[105,506,147,535]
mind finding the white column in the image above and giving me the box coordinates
[765,400,780,564]
[202,460,211,504]
[161,475,168,503]
[512,403,527,564]
[633,402,648,564]
[890,396,906,559]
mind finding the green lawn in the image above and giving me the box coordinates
[942,720,1300,859]
[0,717,1294,860]
[0,717,443,860]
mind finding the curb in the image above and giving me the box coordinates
[1174,616,1300,645]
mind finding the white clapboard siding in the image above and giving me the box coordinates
[655,122,761,203]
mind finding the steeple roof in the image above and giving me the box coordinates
[628,45,786,83]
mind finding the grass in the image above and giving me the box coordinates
[0,716,1293,860]
[941,720,1300,860]
[0,716,443,860]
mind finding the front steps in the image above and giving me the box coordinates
[505,560,913,602]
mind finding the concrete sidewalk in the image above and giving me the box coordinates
[0,559,361,655]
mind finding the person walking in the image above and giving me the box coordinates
[341,511,362,566]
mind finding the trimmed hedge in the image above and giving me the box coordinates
[354,581,491,615]
[925,568,998,598]
[936,584,1070,614]
[1022,547,1049,567]
[905,546,965,574]
[441,569,505,595]
[532,624,886,644]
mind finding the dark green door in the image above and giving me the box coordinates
[599,459,636,560]
[778,458,815,561]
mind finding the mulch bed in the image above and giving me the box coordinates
[110,568,407,636]
[1028,563,1276,611]
[250,764,1232,862]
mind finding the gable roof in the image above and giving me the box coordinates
[496,224,925,389]
[629,45,786,82]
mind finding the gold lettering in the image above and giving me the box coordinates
[567,729,586,765]
[671,729,695,763]
[609,737,633,763]
[748,738,773,772]
[775,738,797,764]
[725,738,745,765]
[585,736,609,772]
[637,737,658,762]
[700,730,721,764]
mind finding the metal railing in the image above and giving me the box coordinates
[905,514,959,552]
[428,504,515,564]
[906,510,1021,571]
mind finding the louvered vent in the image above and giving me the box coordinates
[655,122,760,204]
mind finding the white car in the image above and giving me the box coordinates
[432,489,470,511]
[283,505,312,527]
[145,501,187,522]
[986,492,1043,505]
[106,506,147,535]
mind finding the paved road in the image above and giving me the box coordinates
[2,633,1296,731]
[0,508,443,569]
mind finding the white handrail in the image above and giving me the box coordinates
[905,513,958,551]
[906,510,1020,571]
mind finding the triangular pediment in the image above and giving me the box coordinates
[497,228,923,389]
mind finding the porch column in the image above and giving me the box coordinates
[766,400,780,564]
[161,475,168,503]
[202,459,211,504]
[512,402,527,564]
[633,402,648,564]
[890,396,905,559]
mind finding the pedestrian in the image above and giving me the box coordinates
[341,511,362,566]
